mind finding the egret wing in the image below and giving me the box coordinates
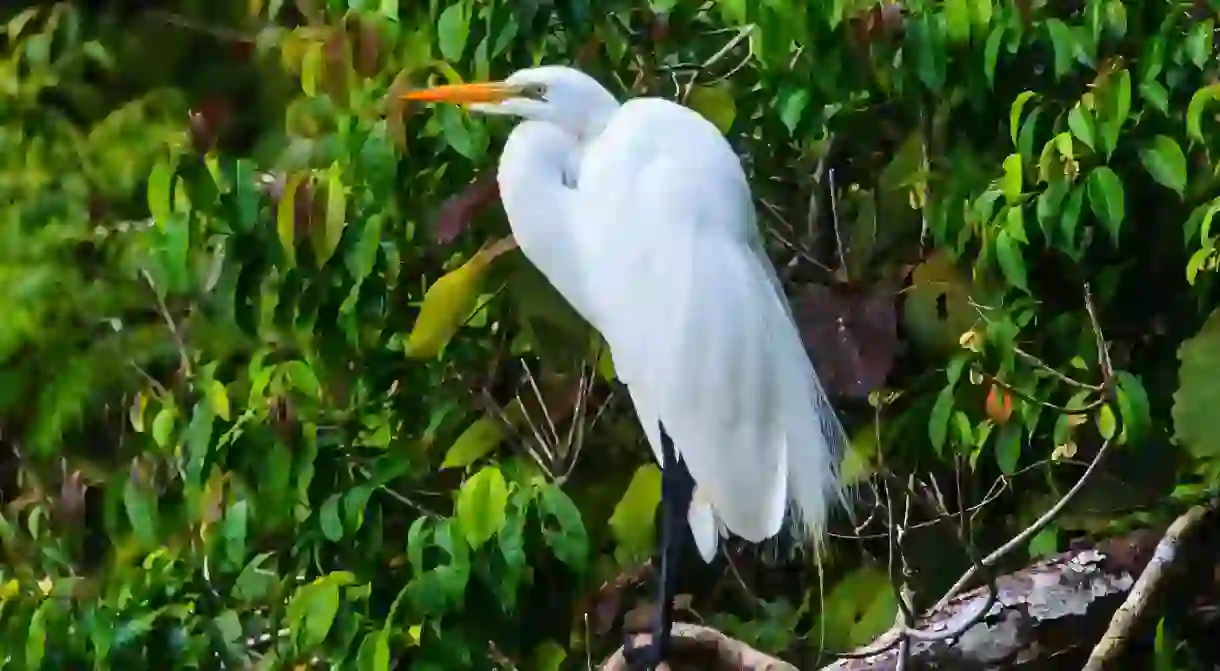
[577,99,848,545]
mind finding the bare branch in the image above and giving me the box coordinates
[1082,500,1219,671]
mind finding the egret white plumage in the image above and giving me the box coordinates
[404,66,851,668]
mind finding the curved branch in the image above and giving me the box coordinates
[1082,500,1219,671]
[598,623,797,671]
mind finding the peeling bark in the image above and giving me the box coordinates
[822,539,1147,670]
[595,514,1220,671]
[596,527,1178,670]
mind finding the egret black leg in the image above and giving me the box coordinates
[623,423,694,670]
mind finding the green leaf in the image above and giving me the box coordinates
[455,466,509,549]
[1099,69,1131,154]
[129,392,148,433]
[301,40,322,97]
[288,580,341,649]
[928,386,955,454]
[607,464,662,562]
[983,26,1004,87]
[1186,83,1220,143]
[994,422,1022,474]
[184,401,215,482]
[223,500,249,566]
[1009,91,1036,147]
[278,173,303,267]
[995,229,1028,292]
[316,162,347,266]
[207,380,231,422]
[530,641,568,671]
[27,601,48,668]
[1116,370,1151,447]
[280,360,322,400]
[1060,185,1086,256]
[1140,81,1170,116]
[536,483,589,571]
[1086,166,1125,244]
[123,477,159,547]
[1067,104,1096,151]
[686,84,736,134]
[234,553,277,601]
[215,610,242,644]
[944,0,971,42]
[1045,19,1078,78]
[1138,135,1187,197]
[777,88,810,134]
[1028,526,1059,558]
[1096,404,1117,440]
[441,416,505,469]
[147,156,175,227]
[821,567,895,649]
[321,494,344,541]
[1000,154,1022,203]
[436,2,470,62]
[1173,311,1220,457]
[357,630,391,671]
[6,8,40,41]
[1036,180,1070,243]
[151,403,177,447]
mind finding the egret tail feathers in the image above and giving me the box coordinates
[687,496,719,563]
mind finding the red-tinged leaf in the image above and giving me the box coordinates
[986,384,1014,424]
[188,98,232,154]
[435,175,501,244]
[791,282,898,399]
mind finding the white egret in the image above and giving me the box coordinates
[404,66,850,667]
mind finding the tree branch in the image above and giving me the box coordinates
[1082,500,1219,671]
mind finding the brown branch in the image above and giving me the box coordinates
[819,524,1171,670]
[599,623,797,671]
[1082,500,1219,671]
[592,517,1204,671]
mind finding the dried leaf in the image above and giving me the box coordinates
[434,175,501,245]
[791,282,898,399]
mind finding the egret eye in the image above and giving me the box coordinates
[519,83,548,101]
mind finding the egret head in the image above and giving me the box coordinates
[401,65,620,140]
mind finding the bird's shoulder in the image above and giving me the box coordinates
[581,97,749,200]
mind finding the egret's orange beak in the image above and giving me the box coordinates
[400,81,522,104]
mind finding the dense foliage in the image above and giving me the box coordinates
[4,0,1220,668]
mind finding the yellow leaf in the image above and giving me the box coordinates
[406,623,422,647]
[0,579,19,601]
[301,40,323,97]
[1000,153,1023,203]
[455,466,509,549]
[1095,403,1117,440]
[147,155,174,228]
[208,380,231,422]
[686,84,737,135]
[130,391,148,433]
[901,252,979,356]
[316,162,347,266]
[530,641,567,671]
[403,249,497,358]
[277,173,304,267]
[441,416,505,469]
[607,464,662,562]
[6,8,40,41]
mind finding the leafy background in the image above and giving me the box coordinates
[3,0,1220,668]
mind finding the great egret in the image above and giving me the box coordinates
[405,66,850,668]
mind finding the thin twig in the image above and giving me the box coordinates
[140,268,193,378]
[828,168,847,276]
